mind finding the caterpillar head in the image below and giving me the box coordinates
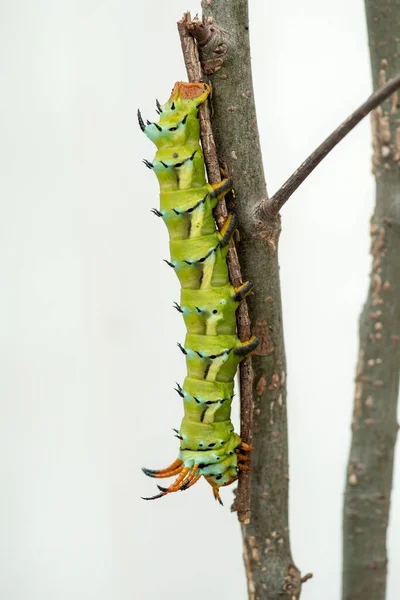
[140,82,211,152]
[168,81,211,114]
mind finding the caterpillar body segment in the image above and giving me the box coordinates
[140,82,259,503]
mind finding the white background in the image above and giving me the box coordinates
[1,1,399,599]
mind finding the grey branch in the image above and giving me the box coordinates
[190,2,306,597]
[342,1,400,599]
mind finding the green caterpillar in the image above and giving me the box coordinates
[139,82,259,504]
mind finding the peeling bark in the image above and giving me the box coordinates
[342,2,400,598]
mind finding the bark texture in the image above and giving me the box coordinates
[342,2,400,598]
[198,1,303,597]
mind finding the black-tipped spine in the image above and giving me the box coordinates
[137,109,146,132]
[151,208,162,217]
[174,383,184,398]
[177,342,187,355]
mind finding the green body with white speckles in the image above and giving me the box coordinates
[142,82,257,490]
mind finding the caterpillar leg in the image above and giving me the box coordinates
[210,178,233,200]
[237,441,253,470]
[238,464,250,471]
[212,486,224,506]
[234,335,260,358]
[240,441,253,452]
[204,478,224,506]
[142,458,183,478]
[237,453,250,461]
[236,442,253,471]
[233,281,254,302]
[219,213,237,248]
[206,475,238,506]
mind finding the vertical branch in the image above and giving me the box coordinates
[181,2,308,597]
[342,2,400,599]
[178,12,254,524]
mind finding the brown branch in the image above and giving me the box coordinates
[187,3,305,598]
[342,2,400,598]
[265,72,400,218]
[177,12,254,525]
[177,13,225,221]
[177,14,222,197]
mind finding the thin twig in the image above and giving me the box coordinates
[264,73,400,217]
[177,12,254,524]
[177,14,222,198]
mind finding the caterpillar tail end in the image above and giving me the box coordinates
[142,464,201,501]
[141,458,183,479]
[207,441,253,504]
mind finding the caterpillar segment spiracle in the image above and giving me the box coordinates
[139,82,259,505]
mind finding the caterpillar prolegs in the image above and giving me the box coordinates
[139,82,259,504]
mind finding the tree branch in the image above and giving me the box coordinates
[342,2,400,599]
[177,12,254,525]
[265,72,400,218]
[184,2,308,597]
